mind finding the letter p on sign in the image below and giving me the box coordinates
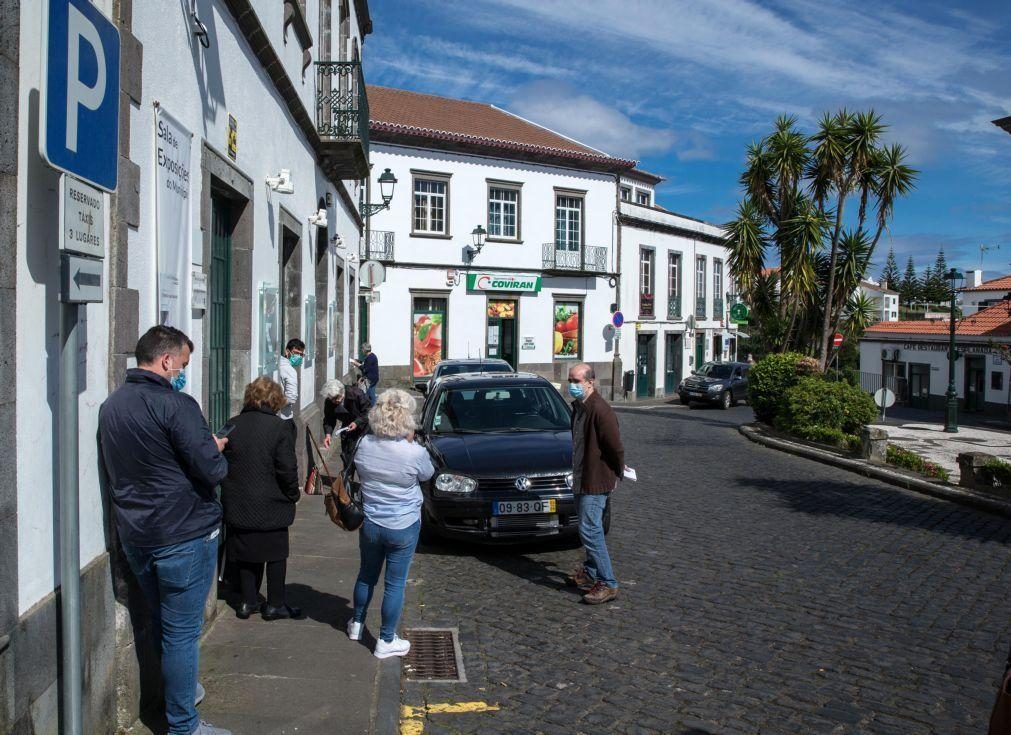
[41,0,120,192]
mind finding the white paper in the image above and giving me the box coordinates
[335,426,351,435]
[623,467,637,482]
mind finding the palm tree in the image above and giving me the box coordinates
[842,292,877,337]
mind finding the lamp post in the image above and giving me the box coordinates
[944,268,964,433]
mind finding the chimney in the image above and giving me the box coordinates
[970,269,983,288]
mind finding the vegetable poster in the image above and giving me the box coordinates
[412,312,445,377]
[553,303,580,359]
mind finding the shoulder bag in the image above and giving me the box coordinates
[307,428,365,531]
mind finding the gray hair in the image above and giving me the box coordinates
[361,342,372,353]
[368,389,416,439]
[321,379,345,402]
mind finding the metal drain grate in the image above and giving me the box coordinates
[403,627,466,683]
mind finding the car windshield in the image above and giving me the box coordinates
[699,363,733,379]
[428,385,571,434]
[436,363,512,378]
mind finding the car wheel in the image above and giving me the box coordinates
[720,391,731,410]
[677,393,687,405]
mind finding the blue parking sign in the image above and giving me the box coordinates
[41,0,120,192]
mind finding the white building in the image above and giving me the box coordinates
[362,87,735,400]
[6,0,373,730]
[856,279,900,322]
[859,301,1011,416]
[961,272,1011,315]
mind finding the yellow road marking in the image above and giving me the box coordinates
[401,701,501,734]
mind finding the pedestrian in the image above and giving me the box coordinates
[321,375,371,469]
[351,342,379,406]
[565,363,625,605]
[278,338,305,425]
[347,389,435,658]
[98,325,231,735]
[220,376,302,621]
[746,353,755,365]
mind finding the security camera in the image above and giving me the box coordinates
[265,169,294,194]
[330,233,344,248]
[308,209,328,228]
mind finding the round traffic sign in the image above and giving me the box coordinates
[612,311,624,328]
[832,332,844,348]
[359,260,386,289]
[873,388,895,409]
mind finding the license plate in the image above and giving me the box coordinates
[689,391,705,397]
[492,499,557,515]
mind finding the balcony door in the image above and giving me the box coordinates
[554,195,582,268]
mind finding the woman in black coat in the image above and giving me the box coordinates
[221,376,302,620]
[320,377,371,468]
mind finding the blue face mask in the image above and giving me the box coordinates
[568,382,585,400]
[289,354,304,368]
[171,369,187,392]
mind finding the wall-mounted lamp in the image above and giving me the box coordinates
[308,209,328,228]
[266,169,293,194]
[190,2,210,49]
[465,225,487,262]
[359,168,398,218]
[325,192,333,208]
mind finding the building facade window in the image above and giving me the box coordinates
[620,186,631,201]
[553,301,581,360]
[639,248,654,317]
[635,189,651,206]
[488,186,520,240]
[993,371,1004,391]
[554,195,582,252]
[413,175,449,235]
[713,259,724,319]
[668,252,681,319]
[412,296,447,378]
[695,255,707,318]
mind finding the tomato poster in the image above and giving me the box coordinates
[553,303,580,359]
[412,312,445,377]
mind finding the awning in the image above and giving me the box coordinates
[734,331,751,339]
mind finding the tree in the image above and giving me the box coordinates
[933,247,950,302]
[880,247,900,289]
[842,292,878,338]
[724,110,917,365]
[899,256,918,306]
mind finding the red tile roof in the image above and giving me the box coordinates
[367,86,636,169]
[962,274,1011,292]
[865,300,1011,338]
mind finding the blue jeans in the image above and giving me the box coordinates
[123,531,219,735]
[577,494,616,588]
[366,383,377,406]
[353,518,420,642]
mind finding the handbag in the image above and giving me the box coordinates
[989,665,1011,735]
[307,428,364,531]
[303,466,323,496]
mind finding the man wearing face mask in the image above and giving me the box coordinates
[565,362,625,605]
[98,325,231,735]
[278,338,306,426]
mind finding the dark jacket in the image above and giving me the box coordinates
[99,369,228,548]
[323,384,371,447]
[571,391,625,494]
[220,406,300,531]
[362,353,379,386]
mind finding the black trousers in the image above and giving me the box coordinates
[237,560,287,608]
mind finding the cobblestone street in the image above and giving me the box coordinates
[399,405,1011,735]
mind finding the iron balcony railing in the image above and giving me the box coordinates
[315,60,369,178]
[695,296,707,319]
[713,297,724,319]
[667,295,681,319]
[639,292,654,317]
[541,244,608,273]
[361,230,394,261]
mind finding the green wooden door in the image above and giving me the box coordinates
[694,333,705,369]
[209,198,231,432]
[664,334,681,393]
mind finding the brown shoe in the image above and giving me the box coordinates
[581,581,618,605]
[565,567,594,590]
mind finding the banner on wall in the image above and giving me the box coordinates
[154,103,193,328]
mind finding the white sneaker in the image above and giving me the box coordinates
[374,635,410,659]
[346,619,363,641]
[195,681,205,707]
[191,722,232,735]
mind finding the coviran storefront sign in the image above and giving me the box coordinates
[466,274,542,292]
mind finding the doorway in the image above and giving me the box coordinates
[712,334,723,362]
[486,299,518,368]
[694,332,705,369]
[966,356,986,412]
[280,225,301,350]
[208,196,232,433]
[635,333,656,399]
[909,363,930,410]
[664,333,682,394]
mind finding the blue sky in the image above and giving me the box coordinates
[364,0,1011,281]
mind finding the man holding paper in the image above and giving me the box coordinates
[565,363,626,605]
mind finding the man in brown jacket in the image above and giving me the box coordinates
[565,363,625,604]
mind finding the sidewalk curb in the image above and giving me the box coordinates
[375,659,401,735]
[739,423,1011,519]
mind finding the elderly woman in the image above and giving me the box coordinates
[346,389,435,658]
[221,377,302,621]
[321,376,371,466]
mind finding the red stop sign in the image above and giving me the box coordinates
[833,333,844,348]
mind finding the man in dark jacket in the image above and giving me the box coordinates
[565,363,625,605]
[351,342,379,406]
[99,326,230,735]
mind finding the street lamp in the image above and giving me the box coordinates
[944,267,964,433]
[466,225,487,261]
[358,168,398,218]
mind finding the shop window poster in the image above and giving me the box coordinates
[413,312,445,377]
[554,302,580,359]
[487,300,516,319]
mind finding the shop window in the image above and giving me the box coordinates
[553,301,581,360]
[412,297,447,378]
[993,371,1004,391]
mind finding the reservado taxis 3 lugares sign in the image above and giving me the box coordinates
[466,274,542,292]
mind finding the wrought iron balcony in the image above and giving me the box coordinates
[695,296,707,319]
[639,292,655,318]
[541,244,608,273]
[714,297,724,319]
[315,60,369,180]
[361,230,394,262]
[667,295,681,319]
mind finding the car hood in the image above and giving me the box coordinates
[684,376,725,387]
[427,431,572,477]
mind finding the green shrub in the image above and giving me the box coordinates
[795,425,862,451]
[774,376,878,437]
[886,444,951,482]
[748,352,809,424]
[981,458,1011,487]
